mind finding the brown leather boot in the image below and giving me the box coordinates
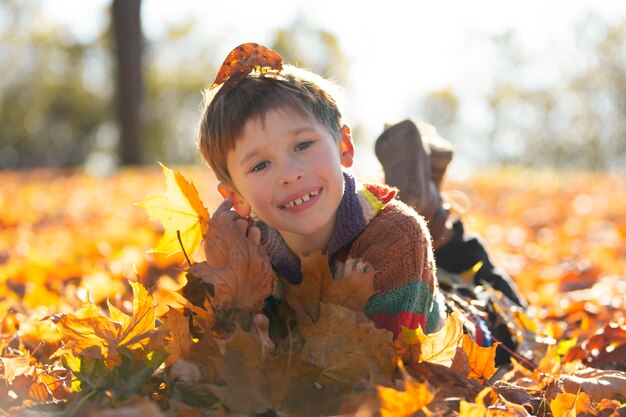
[382,120,455,190]
[415,121,454,190]
[375,119,451,247]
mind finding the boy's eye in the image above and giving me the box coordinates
[250,161,269,173]
[295,140,314,151]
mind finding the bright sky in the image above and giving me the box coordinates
[41,0,625,174]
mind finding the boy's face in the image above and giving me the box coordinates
[219,108,354,250]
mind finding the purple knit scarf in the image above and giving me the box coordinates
[259,171,367,284]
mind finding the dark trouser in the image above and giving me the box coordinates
[434,219,525,365]
[434,219,526,307]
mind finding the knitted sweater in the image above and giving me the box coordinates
[260,172,447,338]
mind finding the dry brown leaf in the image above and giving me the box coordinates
[560,367,626,402]
[462,334,500,382]
[283,250,377,325]
[300,302,394,383]
[209,325,346,415]
[283,251,328,324]
[320,268,377,314]
[188,218,275,312]
[1,355,33,384]
[210,326,273,414]
[165,307,195,365]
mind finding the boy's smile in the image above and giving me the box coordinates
[279,186,321,211]
[222,108,354,255]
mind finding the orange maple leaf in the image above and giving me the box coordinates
[462,334,499,382]
[188,217,275,312]
[550,391,594,417]
[138,164,210,257]
[164,307,195,365]
[210,43,283,97]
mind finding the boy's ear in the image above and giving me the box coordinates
[217,182,252,217]
[339,125,355,168]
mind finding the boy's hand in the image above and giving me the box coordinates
[252,313,276,357]
[212,198,261,246]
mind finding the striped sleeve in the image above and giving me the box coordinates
[347,200,446,338]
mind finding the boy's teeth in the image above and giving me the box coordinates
[284,190,318,208]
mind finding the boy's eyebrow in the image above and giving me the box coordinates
[240,148,262,167]
[287,126,316,136]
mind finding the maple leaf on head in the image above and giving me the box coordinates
[209,43,283,98]
[138,164,210,257]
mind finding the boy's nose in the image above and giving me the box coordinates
[279,165,304,185]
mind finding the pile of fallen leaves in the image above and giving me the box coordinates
[0,165,624,416]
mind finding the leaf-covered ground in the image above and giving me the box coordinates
[0,166,625,416]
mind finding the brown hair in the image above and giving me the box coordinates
[197,65,344,185]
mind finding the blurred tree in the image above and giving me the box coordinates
[0,0,213,170]
[0,0,113,170]
[112,0,143,165]
[486,16,626,170]
[140,20,216,165]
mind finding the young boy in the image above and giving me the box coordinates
[197,44,524,353]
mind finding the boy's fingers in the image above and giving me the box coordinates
[235,218,249,235]
[253,313,275,356]
[247,225,261,246]
[215,210,239,225]
[212,198,233,220]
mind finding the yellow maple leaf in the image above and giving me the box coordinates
[138,163,210,257]
[399,311,464,367]
[377,363,434,417]
[51,281,161,368]
[462,334,499,382]
[50,302,122,363]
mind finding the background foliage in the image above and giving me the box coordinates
[1,1,625,170]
